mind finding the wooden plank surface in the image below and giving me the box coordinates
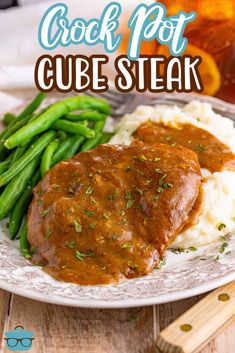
[0,290,234,353]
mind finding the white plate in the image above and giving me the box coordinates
[0,93,235,308]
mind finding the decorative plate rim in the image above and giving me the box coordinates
[0,268,235,309]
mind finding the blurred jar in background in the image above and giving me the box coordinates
[120,0,235,103]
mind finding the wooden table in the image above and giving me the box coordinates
[0,289,234,353]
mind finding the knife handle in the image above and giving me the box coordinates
[156,281,235,353]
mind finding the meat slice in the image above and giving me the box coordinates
[27,143,202,285]
[134,122,235,173]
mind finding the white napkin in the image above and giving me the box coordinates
[0,0,149,90]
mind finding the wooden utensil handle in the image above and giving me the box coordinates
[156,281,235,353]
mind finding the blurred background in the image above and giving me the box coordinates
[0,0,234,113]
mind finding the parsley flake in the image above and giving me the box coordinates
[83,210,95,217]
[218,223,226,231]
[85,186,93,195]
[121,243,132,249]
[73,220,82,233]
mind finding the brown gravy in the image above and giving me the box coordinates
[27,143,202,285]
[134,122,235,173]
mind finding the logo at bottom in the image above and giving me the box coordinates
[4,326,35,351]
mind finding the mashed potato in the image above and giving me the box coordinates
[110,101,235,248]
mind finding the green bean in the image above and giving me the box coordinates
[0,130,56,187]
[0,152,14,174]
[51,135,83,165]
[99,132,113,144]
[51,136,75,165]
[17,92,46,121]
[64,111,106,122]
[51,121,87,164]
[62,136,85,160]
[3,113,16,126]
[40,139,59,177]
[10,145,29,166]
[0,115,31,158]
[5,96,111,149]
[0,159,12,175]
[80,120,106,152]
[80,133,103,152]
[19,220,31,259]
[9,171,40,239]
[28,105,50,123]
[56,131,67,141]
[0,157,39,220]
[52,119,95,138]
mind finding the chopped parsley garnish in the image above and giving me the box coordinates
[219,242,228,253]
[137,169,145,176]
[121,242,132,249]
[67,186,76,194]
[75,250,94,261]
[38,190,45,197]
[40,209,50,217]
[196,144,207,152]
[89,223,95,229]
[65,240,76,249]
[111,233,118,240]
[152,195,159,201]
[107,194,115,201]
[125,191,132,199]
[72,172,78,177]
[159,174,166,186]
[155,257,166,270]
[65,209,72,216]
[127,260,138,269]
[115,188,120,196]
[171,247,197,254]
[135,187,143,196]
[171,247,186,254]
[154,157,161,162]
[120,210,125,216]
[73,220,82,233]
[126,199,134,209]
[125,165,133,172]
[37,199,44,206]
[85,186,93,195]
[90,197,97,204]
[155,168,163,174]
[52,184,61,190]
[171,142,177,147]
[157,186,164,193]
[188,246,197,252]
[145,179,153,185]
[45,228,52,240]
[218,223,226,231]
[83,210,95,217]
[103,211,111,220]
[164,182,173,189]
[138,155,147,162]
